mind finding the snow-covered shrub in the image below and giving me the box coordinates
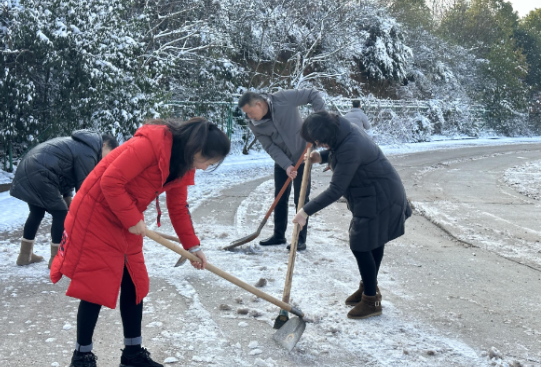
[1,0,170,145]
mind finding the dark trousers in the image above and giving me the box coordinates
[76,267,143,346]
[23,203,67,243]
[352,246,385,296]
[273,163,310,243]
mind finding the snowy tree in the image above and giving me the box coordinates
[1,0,172,148]
[438,0,531,134]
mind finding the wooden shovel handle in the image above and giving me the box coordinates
[282,145,314,304]
[262,143,312,222]
[146,230,304,317]
[154,231,180,243]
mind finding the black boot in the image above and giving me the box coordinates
[70,351,98,367]
[120,347,163,367]
[286,242,306,251]
[259,236,287,246]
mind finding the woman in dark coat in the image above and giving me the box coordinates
[293,111,411,319]
[10,130,118,268]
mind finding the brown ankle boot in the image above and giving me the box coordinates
[345,282,382,306]
[347,293,382,319]
[16,238,44,266]
[49,243,59,269]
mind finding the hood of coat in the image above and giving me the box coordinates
[331,117,352,151]
[71,130,103,156]
[134,124,173,186]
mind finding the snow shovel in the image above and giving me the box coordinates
[146,230,306,351]
[274,145,313,330]
[153,231,189,267]
[224,143,312,251]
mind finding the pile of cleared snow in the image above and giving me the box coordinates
[381,136,541,156]
[0,169,14,184]
[0,191,34,232]
[503,159,541,200]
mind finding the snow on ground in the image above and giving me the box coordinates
[0,138,539,366]
[380,135,541,156]
[188,151,274,212]
[144,137,540,366]
[0,192,34,232]
[503,159,541,200]
[2,135,540,233]
[0,170,14,185]
[138,177,496,366]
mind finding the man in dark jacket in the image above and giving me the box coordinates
[238,89,326,251]
[10,130,118,268]
[294,111,411,319]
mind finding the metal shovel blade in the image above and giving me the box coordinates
[272,316,306,351]
[224,221,266,251]
[224,231,260,250]
[174,255,188,267]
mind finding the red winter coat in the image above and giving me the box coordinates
[51,125,199,309]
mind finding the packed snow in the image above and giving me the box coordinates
[0,137,540,366]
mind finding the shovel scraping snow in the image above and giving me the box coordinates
[146,230,306,350]
[224,144,312,251]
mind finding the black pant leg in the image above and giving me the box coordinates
[273,164,292,239]
[77,300,102,347]
[292,163,310,243]
[120,267,143,339]
[48,209,67,243]
[352,249,378,296]
[372,245,385,276]
[23,204,46,240]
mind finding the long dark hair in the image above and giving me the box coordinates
[147,117,231,183]
[300,111,340,148]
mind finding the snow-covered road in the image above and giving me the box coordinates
[0,137,540,367]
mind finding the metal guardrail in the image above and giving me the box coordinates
[167,99,490,150]
[0,98,495,169]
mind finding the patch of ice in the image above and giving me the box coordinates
[163,356,179,363]
[248,340,258,349]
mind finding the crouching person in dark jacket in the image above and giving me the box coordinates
[10,131,118,268]
[293,111,411,319]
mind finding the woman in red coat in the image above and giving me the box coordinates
[51,118,230,367]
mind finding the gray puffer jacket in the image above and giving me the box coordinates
[248,89,326,170]
[10,130,103,211]
[303,117,411,251]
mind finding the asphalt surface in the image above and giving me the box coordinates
[1,142,540,366]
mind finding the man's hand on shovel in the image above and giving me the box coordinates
[286,165,298,179]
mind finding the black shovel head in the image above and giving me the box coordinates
[272,316,306,351]
[224,221,267,251]
[224,231,259,250]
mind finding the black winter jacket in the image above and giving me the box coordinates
[10,130,103,211]
[303,118,411,251]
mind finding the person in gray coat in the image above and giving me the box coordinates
[293,111,411,319]
[10,131,118,268]
[238,89,326,251]
[343,100,371,131]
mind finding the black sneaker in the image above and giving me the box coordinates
[120,347,163,367]
[70,351,98,367]
[287,242,306,251]
[259,236,287,246]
